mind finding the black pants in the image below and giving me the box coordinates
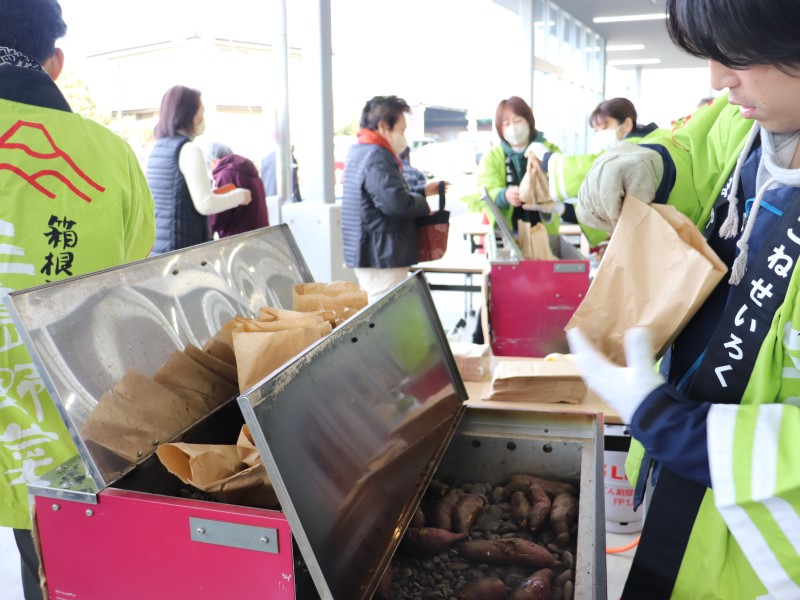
[13,528,43,600]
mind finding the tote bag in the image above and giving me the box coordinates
[415,181,449,262]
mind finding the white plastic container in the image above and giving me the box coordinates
[604,425,643,534]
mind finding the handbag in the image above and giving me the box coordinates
[415,181,450,262]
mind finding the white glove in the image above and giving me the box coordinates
[525,141,551,162]
[576,142,663,232]
[525,201,565,215]
[566,327,665,423]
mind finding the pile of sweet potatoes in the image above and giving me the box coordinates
[378,474,580,600]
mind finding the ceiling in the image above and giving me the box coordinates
[494,0,707,70]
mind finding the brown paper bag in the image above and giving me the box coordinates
[293,282,368,327]
[82,369,204,462]
[566,196,727,365]
[153,350,239,412]
[517,221,557,261]
[519,154,552,208]
[232,316,332,392]
[184,343,238,386]
[156,426,278,508]
[237,424,261,467]
[488,359,585,403]
[201,318,238,366]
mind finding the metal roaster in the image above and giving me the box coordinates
[5,225,605,599]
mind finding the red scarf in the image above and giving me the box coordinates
[357,128,403,170]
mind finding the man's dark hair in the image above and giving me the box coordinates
[360,96,410,131]
[154,85,202,139]
[590,98,637,130]
[0,0,66,62]
[667,0,800,72]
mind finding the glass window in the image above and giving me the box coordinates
[534,0,546,59]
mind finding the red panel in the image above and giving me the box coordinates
[489,260,588,357]
[35,489,295,599]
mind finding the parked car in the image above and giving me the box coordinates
[410,140,482,180]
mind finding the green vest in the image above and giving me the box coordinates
[0,97,155,528]
[477,141,562,236]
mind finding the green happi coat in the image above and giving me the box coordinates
[625,94,800,598]
[0,85,155,529]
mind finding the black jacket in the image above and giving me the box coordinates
[341,143,429,268]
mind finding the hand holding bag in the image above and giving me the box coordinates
[415,181,450,262]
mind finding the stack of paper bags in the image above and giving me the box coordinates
[82,343,239,469]
[232,306,333,392]
[293,281,368,327]
[486,359,586,403]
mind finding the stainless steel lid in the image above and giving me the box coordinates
[239,272,467,600]
[3,226,313,498]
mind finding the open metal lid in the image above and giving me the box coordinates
[238,272,467,600]
[481,186,525,262]
[3,226,312,499]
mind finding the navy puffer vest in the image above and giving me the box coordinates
[146,135,210,254]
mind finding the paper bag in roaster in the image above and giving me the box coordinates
[232,311,332,392]
[156,425,278,508]
[153,349,239,412]
[201,318,238,366]
[517,221,557,261]
[81,369,206,464]
[566,196,727,365]
[293,281,368,327]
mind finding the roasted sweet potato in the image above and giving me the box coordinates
[452,493,486,534]
[510,568,554,600]
[511,491,531,529]
[460,538,559,568]
[527,483,551,532]
[505,474,577,499]
[549,493,578,545]
[458,576,508,600]
[458,577,508,600]
[402,527,468,555]
[430,488,460,531]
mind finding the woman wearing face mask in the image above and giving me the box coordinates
[341,95,431,303]
[478,96,561,233]
[147,85,251,255]
[587,97,658,153]
[539,97,662,247]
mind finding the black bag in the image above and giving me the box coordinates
[415,181,449,262]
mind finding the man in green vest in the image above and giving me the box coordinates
[0,2,155,597]
[568,0,800,597]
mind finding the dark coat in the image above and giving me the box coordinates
[210,154,268,238]
[147,135,209,254]
[341,143,429,268]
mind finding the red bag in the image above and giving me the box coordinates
[415,182,449,262]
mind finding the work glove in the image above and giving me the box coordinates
[525,141,551,162]
[566,327,665,424]
[576,142,663,232]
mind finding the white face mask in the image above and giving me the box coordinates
[390,131,408,155]
[194,118,206,137]
[503,122,531,147]
[589,128,620,153]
